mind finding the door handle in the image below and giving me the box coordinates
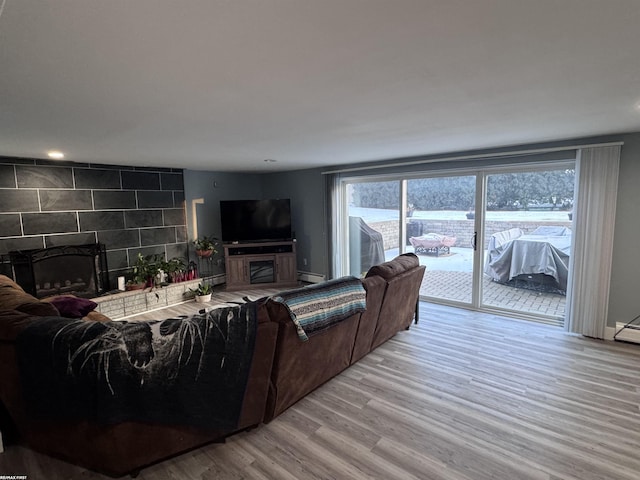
[472,231,477,251]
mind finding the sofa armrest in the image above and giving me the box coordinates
[370,265,425,350]
[0,275,59,317]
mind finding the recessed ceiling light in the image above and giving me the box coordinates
[263,158,277,163]
[47,150,65,160]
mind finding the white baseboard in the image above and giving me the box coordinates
[604,326,615,341]
[298,271,326,284]
[609,322,640,344]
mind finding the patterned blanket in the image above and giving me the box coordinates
[16,303,257,429]
[272,276,366,341]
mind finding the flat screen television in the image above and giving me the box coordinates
[220,199,292,243]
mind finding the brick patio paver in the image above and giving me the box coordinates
[420,270,566,323]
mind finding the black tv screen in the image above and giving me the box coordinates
[220,199,292,243]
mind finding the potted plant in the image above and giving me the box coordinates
[189,282,213,303]
[161,257,187,283]
[465,206,475,219]
[125,253,149,290]
[406,203,416,218]
[193,236,218,258]
[126,253,162,290]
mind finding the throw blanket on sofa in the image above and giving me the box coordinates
[16,303,257,429]
[272,276,366,341]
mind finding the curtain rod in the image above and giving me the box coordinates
[321,141,624,175]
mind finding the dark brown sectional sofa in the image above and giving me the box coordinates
[0,253,424,477]
[263,253,425,422]
[0,295,279,477]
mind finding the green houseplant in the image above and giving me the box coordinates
[189,282,213,303]
[193,236,218,258]
[160,257,187,283]
[126,253,163,290]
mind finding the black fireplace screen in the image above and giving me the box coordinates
[10,244,110,299]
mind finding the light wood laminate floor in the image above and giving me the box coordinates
[2,298,640,480]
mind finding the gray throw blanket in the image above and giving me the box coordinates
[17,303,257,430]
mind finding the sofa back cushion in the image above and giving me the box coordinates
[365,253,419,280]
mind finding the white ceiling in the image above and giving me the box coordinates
[1,0,639,172]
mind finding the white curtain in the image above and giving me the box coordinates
[326,173,343,278]
[565,145,620,338]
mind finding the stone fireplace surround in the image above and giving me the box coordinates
[0,156,188,290]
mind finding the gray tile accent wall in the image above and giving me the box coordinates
[39,190,93,211]
[124,210,163,228]
[74,168,122,189]
[93,191,137,210]
[176,226,188,243]
[122,171,161,190]
[0,214,22,237]
[0,190,40,212]
[0,157,187,290]
[97,229,141,249]
[0,236,45,253]
[45,232,97,247]
[163,208,186,226]
[0,156,36,165]
[137,191,174,208]
[0,165,16,188]
[16,165,74,188]
[79,211,126,231]
[173,191,185,205]
[22,212,79,234]
[160,173,184,190]
[140,226,176,246]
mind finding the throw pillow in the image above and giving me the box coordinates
[46,296,98,318]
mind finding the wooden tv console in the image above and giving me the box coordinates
[223,240,298,291]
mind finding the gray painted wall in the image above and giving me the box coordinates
[608,133,640,327]
[262,167,327,278]
[182,170,263,275]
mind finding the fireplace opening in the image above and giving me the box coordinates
[249,259,275,284]
[10,244,110,299]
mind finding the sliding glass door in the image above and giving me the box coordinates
[338,174,480,308]
[343,180,401,277]
[481,167,573,324]
[335,160,575,326]
[406,175,477,305]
